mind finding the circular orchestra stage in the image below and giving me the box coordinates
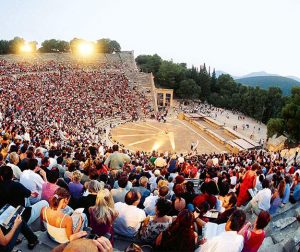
[110,119,227,154]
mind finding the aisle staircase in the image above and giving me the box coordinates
[257,202,300,252]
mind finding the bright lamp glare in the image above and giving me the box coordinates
[20,43,32,53]
[77,42,94,55]
[152,143,160,151]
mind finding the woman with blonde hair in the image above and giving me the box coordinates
[89,189,118,245]
[68,170,83,199]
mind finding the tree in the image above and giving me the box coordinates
[210,69,218,92]
[8,37,25,54]
[156,60,187,91]
[262,87,284,123]
[70,38,83,53]
[135,54,162,75]
[39,39,70,53]
[96,38,121,53]
[176,79,201,99]
[198,70,211,100]
[109,40,121,53]
[267,118,285,137]
[281,87,300,141]
[0,40,10,54]
[0,38,37,54]
[28,41,38,52]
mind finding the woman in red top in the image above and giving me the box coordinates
[239,210,271,252]
[237,163,258,207]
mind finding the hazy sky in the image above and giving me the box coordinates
[1,0,300,77]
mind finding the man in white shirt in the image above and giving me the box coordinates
[154,153,167,168]
[143,186,169,215]
[24,130,31,142]
[20,159,47,204]
[200,209,246,252]
[244,179,271,215]
[149,169,161,192]
[178,154,184,165]
[48,150,57,170]
[114,191,146,237]
[98,144,104,157]
[7,152,22,180]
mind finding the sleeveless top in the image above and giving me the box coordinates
[43,207,69,244]
[242,230,265,252]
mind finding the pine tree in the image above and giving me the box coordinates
[211,68,217,92]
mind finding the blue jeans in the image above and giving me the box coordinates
[27,200,49,225]
[0,221,37,252]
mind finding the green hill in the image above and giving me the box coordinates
[236,76,300,96]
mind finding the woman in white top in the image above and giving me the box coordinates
[41,187,86,243]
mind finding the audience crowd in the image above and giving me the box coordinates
[0,59,152,148]
[0,134,299,252]
[0,60,299,252]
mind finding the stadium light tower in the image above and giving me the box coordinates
[20,42,33,53]
[77,41,95,56]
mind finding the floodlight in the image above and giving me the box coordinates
[152,143,160,151]
[77,42,95,55]
[20,42,32,53]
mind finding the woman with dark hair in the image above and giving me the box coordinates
[218,180,230,197]
[155,209,197,252]
[182,181,196,210]
[269,179,285,215]
[237,163,258,207]
[41,188,86,243]
[139,198,173,244]
[239,210,271,252]
[193,180,219,210]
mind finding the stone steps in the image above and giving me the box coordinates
[258,202,300,252]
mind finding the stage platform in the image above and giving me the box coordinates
[110,119,227,154]
[110,113,260,154]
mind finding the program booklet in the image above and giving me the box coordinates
[203,210,219,219]
[0,204,25,230]
[204,222,226,240]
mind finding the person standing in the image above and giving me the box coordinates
[237,164,258,207]
[104,145,130,172]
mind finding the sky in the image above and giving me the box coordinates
[1,0,300,77]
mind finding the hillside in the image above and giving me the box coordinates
[236,76,300,96]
